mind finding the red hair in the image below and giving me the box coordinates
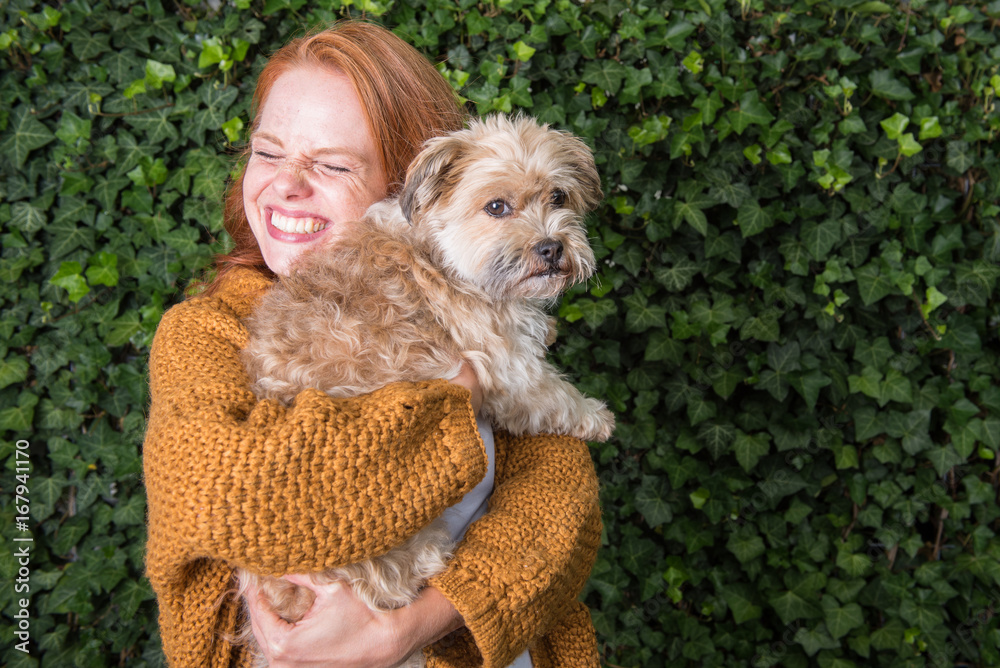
[202,20,466,295]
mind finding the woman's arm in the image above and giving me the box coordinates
[240,393,601,668]
[145,294,487,575]
[428,431,602,668]
[143,285,488,666]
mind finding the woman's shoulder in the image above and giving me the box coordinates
[168,266,273,319]
[154,266,273,351]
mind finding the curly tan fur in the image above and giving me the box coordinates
[235,115,614,666]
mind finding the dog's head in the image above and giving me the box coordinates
[399,114,602,301]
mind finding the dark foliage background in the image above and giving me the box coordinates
[1,0,999,665]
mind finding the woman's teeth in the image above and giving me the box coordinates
[270,212,330,234]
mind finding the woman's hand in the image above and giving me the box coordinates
[449,362,483,415]
[246,575,396,667]
[246,576,464,668]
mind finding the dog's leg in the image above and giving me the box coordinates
[483,356,614,442]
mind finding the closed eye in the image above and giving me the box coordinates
[253,150,280,161]
[317,163,350,175]
[485,199,512,217]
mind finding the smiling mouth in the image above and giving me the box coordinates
[268,210,331,235]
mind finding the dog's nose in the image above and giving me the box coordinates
[535,240,563,266]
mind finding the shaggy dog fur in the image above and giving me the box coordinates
[235,115,615,666]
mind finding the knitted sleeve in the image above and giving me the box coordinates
[143,290,488,666]
[429,431,602,668]
[145,294,488,575]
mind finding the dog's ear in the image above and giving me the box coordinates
[399,135,467,225]
[558,132,603,213]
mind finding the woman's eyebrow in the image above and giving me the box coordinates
[252,132,369,162]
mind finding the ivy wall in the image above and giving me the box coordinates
[1,0,999,666]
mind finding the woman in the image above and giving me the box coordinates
[143,20,602,668]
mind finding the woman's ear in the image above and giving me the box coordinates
[399,135,466,225]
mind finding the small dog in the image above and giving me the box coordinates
[236,115,615,666]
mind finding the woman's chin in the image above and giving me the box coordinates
[262,222,338,275]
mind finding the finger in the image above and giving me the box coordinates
[245,591,274,660]
[449,362,483,413]
[246,584,291,629]
[247,589,298,663]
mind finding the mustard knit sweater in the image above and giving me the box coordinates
[143,266,603,668]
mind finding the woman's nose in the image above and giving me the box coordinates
[271,161,313,199]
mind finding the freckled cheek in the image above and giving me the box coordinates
[242,169,269,213]
[333,180,385,220]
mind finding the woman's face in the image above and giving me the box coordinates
[243,66,388,276]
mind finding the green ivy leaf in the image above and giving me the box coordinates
[644,329,685,364]
[114,578,155,621]
[698,422,735,459]
[581,60,627,95]
[66,29,111,60]
[733,430,771,473]
[823,599,865,639]
[144,59,176,89]
[879,113,909,140]
[727,91,775,135]
[687,398,717,426]
[899,598,943,632]
[50,261,91,303]
[898,133,923,157]
[727,528,766,563]
[794,625,841,656]
[918,116,942,140]
[736,200,773,238]
[673,195,712,236]
[836,548,872,577]
[946,140,976,174]
[792,369,832,412]
[112,493,146,527]
[85,252,119,287]
[868,69,916,100]
[105,312,142,347]
[758,341,801,400]
[870,618,905,651]
[926,445,965,476]
[0,106,56,168]
[11,201,47,234]
[635,475,673,527]
[854,261,896,305]
[769,589,823,625]
[682,51,703,75]
[623,292,667,333]
[853,407,884,441]
[802,220,841,261]
[653,256,699,292]
[0,355,30,390]
[510,41,536,62]
[720,583,763,624]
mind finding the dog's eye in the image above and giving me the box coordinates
[485,200,512,217]
[551,190,566,207]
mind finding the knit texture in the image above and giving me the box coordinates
[143,266,602,668]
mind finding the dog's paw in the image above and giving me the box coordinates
[571,400,615,442]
